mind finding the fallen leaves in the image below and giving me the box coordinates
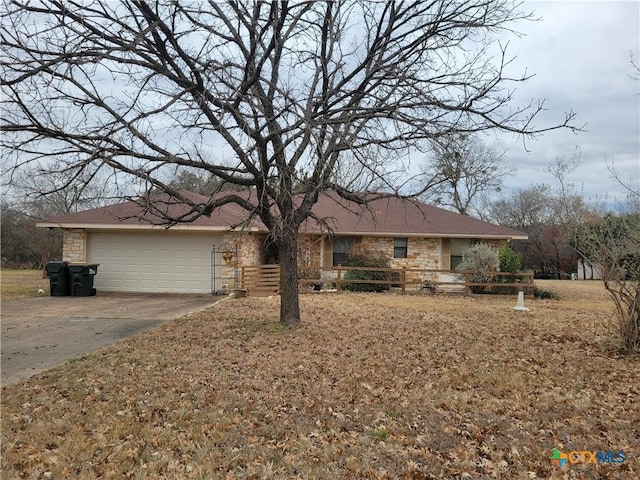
[1,281,638,479]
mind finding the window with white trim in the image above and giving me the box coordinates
[394,237,408,258]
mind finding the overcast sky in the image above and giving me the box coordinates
[4,1,637,210]
[487,0,639,204]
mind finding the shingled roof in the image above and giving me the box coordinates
[303,194,526,238]
[38,190,527,240]
[38,191,259,231]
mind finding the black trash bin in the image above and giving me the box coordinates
[45,261,70,296]
[68,264,99,296]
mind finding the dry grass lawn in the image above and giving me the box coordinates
[1,269,49,301]
[1,281,638,479]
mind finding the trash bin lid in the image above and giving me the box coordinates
[68,263,100,274]
[45,261,69,272]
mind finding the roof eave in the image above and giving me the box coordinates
[37,223,528,240]
[35,222,263,233]
[300,229,528,240]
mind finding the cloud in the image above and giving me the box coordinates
[494,1,639,202]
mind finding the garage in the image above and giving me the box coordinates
[87,230,223,293]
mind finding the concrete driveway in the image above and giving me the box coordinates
[1,293,221,386]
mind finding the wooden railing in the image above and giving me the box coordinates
[459,270,535,295]
[243,265,535,296]
[240,265,280,296]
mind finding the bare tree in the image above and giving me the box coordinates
[419,133,514,215]
[576,213,640,353]
[1,160,117,269]
[629,51,640,82]
[487,152,592,278]
[542,152,590,276]
[606,157,640,213]
[7,160,117,215]
[487,183,552,231]
[576,130,638,352]
[1,1,579,326]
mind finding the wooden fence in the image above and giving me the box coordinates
[242,265,535,297]
[240,265,280,295]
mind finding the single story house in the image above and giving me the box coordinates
[37,190,527,294]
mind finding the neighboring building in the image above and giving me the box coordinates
[37,191,527,294]
[577,259,603,280]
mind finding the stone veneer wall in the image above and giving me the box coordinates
[232,232,263,265]
[216,232,264,291]
[343,236,505,284]
[298,234,323,266]
[484,239,504,252]
[360,236,441,283]
[62,229,86,263]
[230,232,326,269]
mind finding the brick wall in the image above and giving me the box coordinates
[62,229,86,263]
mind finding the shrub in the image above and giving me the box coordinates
[342,245,390,292]
[534,287,561,300]
[494,244,524,293]
[456,243,499,293]
[499,244,522,273]
[456,243,499,273]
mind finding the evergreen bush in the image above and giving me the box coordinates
[343,246,390,292]
[499,244,522,273]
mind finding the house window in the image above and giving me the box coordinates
[394,237,408,258]
[450,256,463,270]
[450,239,476,270]
[333,236,353,266]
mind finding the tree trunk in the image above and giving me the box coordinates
[277,225,301,327]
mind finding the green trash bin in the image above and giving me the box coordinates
[68,264,99,296]
[45,261,70,296]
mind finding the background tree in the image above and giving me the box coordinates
[166,170,223,197]
[420,133,514,215]
[540,153,591,277]
[487,183,555,275]
[2,1,578,326]
[487,153,590,278]
[1,161,114,269]
[1,196,65,270]
[1,200,43,268]
[606,157,640,214]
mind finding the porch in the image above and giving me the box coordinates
[240,265,535,297]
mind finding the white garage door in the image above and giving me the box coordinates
[87,231,223,293]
